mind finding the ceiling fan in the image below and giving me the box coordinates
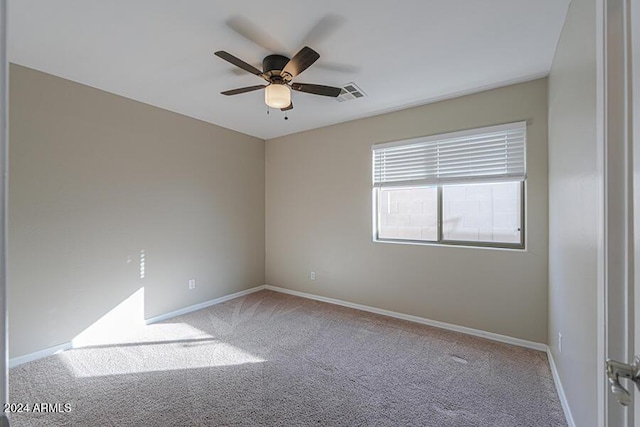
[214,46,342,112]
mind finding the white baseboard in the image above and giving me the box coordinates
[9,342,72,368]
[145,285,265,325]
[547,348,576,427]
[264,284,547,352]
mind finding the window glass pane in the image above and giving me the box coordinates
[377,186,438,241]
[442,181,522,244]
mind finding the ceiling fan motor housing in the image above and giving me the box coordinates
[263,54,291,80]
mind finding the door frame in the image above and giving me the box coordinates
[596,0,607,421]
[0,1,8,425]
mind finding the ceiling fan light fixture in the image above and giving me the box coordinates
[265,84,291,109]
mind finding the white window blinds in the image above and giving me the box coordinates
[372,122,526,187]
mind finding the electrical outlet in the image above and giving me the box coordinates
[188,279,196,290]
[310,271,316,281]
[558,333,563,353]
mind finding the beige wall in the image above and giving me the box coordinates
[8,65,265,358]
[547,0,598,424]
[9,64,551,359]
[266,78,549,344]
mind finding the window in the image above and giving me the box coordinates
[372,122,526,248]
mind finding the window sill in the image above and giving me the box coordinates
[372,238,526,252]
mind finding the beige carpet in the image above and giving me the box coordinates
[9,290,566,426]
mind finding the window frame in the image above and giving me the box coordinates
[371,122,528,250]
[372,179,526,250]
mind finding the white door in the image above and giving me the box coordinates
[604,0,640,425]
[633,0,640,424]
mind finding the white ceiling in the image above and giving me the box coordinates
[8,0,570,140]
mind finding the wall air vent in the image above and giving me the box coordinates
[336,83,366,102]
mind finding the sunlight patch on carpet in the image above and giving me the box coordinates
[65,287,266,377]
[60,339,265,377]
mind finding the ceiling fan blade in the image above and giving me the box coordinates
[214,51,263,76]
[281,102,293,112]
[282,47,320,78]
[221,85,267,96]
[226,16,286,53]
[300,15,346,47]
[291,83,342,97]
